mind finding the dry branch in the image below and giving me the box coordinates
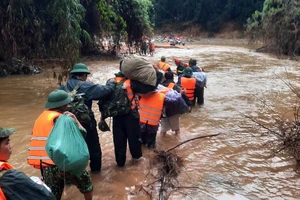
[139,133,222,200]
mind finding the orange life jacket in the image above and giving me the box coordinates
[184,63,189,67]
[115,77,139,110]
[139,92,165,126]
[150,43,155,51]
[28,110,61,168]
[181,77,196,101]
[0,161,14,200]
[157,61,170,72]
[167,82,175,89]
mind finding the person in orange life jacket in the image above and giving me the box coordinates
[0,127,55,200]
[138,69,176,149]
[160,72,192,135]
[104,62,164,167]
[149,41,155,55]
[60,63,115,174]
[178,67,197,106]
[157,56,171,72]
[28,90,93,200]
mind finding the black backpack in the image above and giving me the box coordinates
[63,82,91,125]
[98,78,131,119]
[0,169,56,200]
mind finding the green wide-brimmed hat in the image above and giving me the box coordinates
[44,90,72,109]
[183,67,193,77]
[0,127,15,138]
[70,63,91,74]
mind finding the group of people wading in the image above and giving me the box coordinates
[0,56,206,200]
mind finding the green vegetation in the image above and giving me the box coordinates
[152,0,265,32]
[0,0,154,65]
[246,0,300,56]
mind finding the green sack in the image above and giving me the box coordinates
[46,114,89,177]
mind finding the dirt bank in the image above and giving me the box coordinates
[154,22,252,44]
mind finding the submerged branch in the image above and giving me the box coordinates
[166,133,221,152]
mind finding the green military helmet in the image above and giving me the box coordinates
[44,89,72,109]
[0,127,15,138]
[70,63,91,74]
[183,67,193,77]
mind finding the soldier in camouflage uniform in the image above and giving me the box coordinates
[61,63,115,174]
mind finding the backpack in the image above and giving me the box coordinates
[98,78,131,119]
[0,170,56,200]
[63,82,91,125]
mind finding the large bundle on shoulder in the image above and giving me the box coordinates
[157,84,188,116]
[46,114,89,177]
[192,72,207,88]
[121,55,157,87]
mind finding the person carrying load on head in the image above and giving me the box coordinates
[138,66,179,148]
[98,56,164,167]
[28,89,93,200]
[157,56,171,72]
[178,67,197,106]
[138,90,165,149]
[60,63,115,174]
[0,127,55,200]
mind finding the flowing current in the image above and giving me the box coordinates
[1,42,300,200]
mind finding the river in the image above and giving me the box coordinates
[0,42,300,200]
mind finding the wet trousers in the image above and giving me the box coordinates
[113,112,142,167]
[194,87,204,105]
[141,131,157,148]
[83,117,102,172]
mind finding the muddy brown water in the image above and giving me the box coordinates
[1,42,300,200]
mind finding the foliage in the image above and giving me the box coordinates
[152,0,265,33]
[0,0,35,61]
[0,0,88,68]
[247,0,300,56]
[0,0,155,65]
[48,0,87,65]
[113,0,154,44]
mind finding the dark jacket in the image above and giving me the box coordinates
[0,169,55,200]
[176,63,185,76]
[190,65,200,72]
[61,77,115,118]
